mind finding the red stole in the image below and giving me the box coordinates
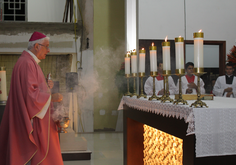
[0,51,63,165]
[185,74,195,83]
[156,73,164,81]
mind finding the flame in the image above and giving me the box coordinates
[152,42,154,46]
[133,49,136,52]
[142,48,144,50]
[198,29,202,32]
[165,36,168,42]
[179,36,181,38]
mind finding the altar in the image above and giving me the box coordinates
[120,96,236,165]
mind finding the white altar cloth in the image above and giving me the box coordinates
[119,96,236,157]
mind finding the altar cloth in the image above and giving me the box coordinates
[119,96,236,157]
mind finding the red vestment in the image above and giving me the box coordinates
[0,51,63,165]
[185,74,195,83]
[156,73,164,81]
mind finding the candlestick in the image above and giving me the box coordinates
[130,76,138,97]
[138,48,147,99]
[137,73,147,99]
[162,36,171,72]
[149,43,157,73]
[175,36,184,70]
[139,48,146,74]
[161,75,174,103]
[131,49,137,75]
[0,67,7,104]
[193,30,204,73]
[148,75,161,101]
[173,73,188,105]
[125,74,131,96]
[190,72,208,108]
[125,52,131,75]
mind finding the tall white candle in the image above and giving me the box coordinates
[125,52,130,74]
[193,30,204,69]
[131,50,137,73]
[139,48,146,73]
[162,36,171,71]
[175,36,184,70]
[149,43,157,72]
[0,67,7,101]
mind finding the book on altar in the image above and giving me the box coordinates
[175,94,214,100]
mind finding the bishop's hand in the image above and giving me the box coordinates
[47,79,54,89]
[52,93,63,102]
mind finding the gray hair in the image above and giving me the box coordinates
[27,37,50,50]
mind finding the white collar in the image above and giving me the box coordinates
[226,74,233,77]
[26,50,41,64]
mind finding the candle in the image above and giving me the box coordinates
[175,36,184,70]
[131,49,137,73]
[125,52,130,74]
[0,67,7,101]
[162,36,171,71]
[193,29,204,69]
[149,43,157,72]
[139,48,146,73]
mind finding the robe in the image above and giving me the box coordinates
[144,75,177,95]
[176,74,205,94]
[0,51,63,165]
[213,75,236,98]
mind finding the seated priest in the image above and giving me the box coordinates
[144,61,177,95]
[176,62,205,94]
[213,62,236,97]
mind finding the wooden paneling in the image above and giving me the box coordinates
[127,118,144,165]
[185,40,226,76]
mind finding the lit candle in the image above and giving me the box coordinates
[125,51,130,74]
[131,49,137,73]
[149,43,157,72]
[193,29,204,69]
[175,36,184,70]
[139,48,146,73]
[162,36,171,71]
[0,67,7,101]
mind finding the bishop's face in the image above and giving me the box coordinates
[35,39,50,60]
[225,66,234,75]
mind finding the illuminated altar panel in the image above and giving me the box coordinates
[143,124,183,165]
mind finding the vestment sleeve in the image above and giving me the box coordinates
[232,79,236,97]
[176,77,187,94]
[200,78,205,94]
[181,77,188,94]
[232,87,236,98]
[144,77,154,95]
[168,76,177,95]
[36,96,51,119]
[21,61,51,119]
[213,77,224,96]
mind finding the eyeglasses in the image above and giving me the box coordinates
[38,43,49,50]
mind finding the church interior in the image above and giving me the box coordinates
[0,0,236,165]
